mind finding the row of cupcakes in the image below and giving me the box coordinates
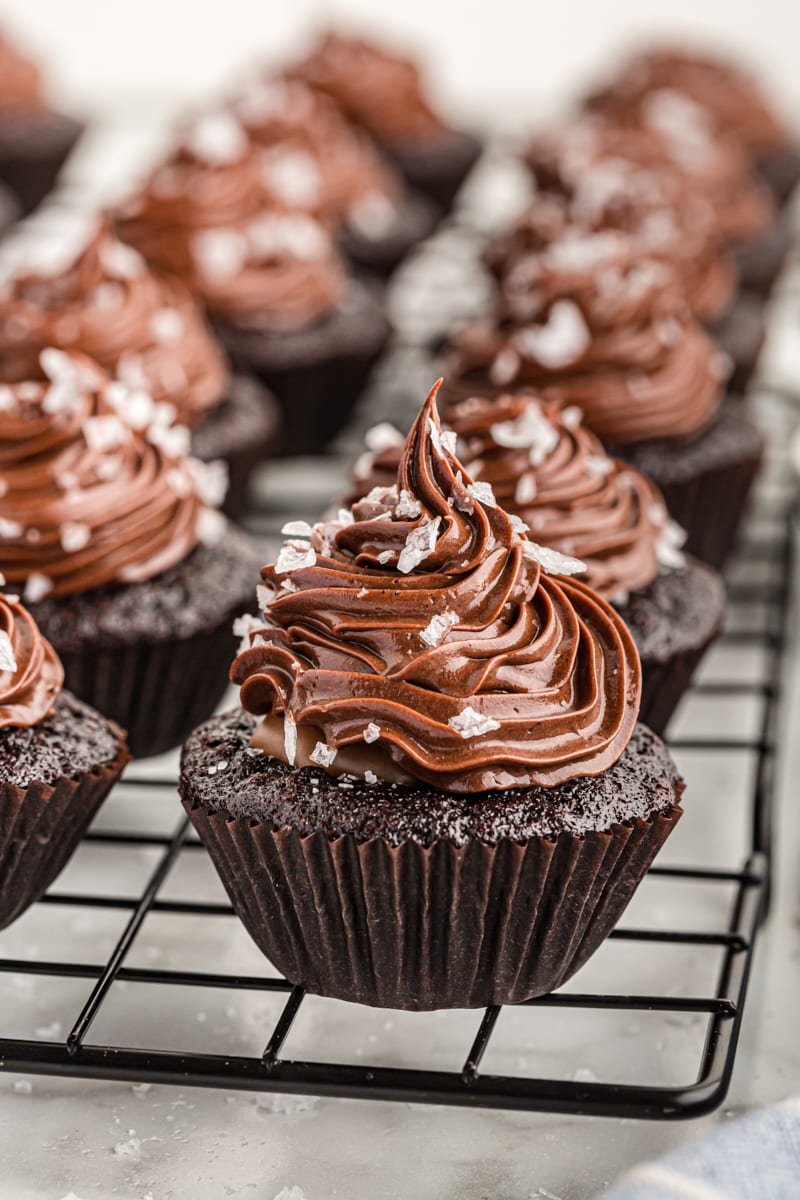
[2,382,686,1014]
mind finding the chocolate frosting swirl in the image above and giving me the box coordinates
[232,78,402,230]
[232,382,641,793]
[526,113,774,245]
[586,47,790,156]
[0,593,63,729]
[349,394,677,602]
[0,32,44,112]
[289,32,446,141]
[447,229,723,445]
[115,114,346,328]
[0,350,211,599]
[486,169,737,324]
[0,217,229,428]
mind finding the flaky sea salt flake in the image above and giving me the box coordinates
[397,517,440,573]
[448,706,501,739]
[466,480,497,508]
[24,573,53,603]
[0,630,16,673]
[514,301,589,369]
[275,542,317,574]
[420,609,458,648]
[491,405,558,464]
[59,522,91,553]
[83,415,128,453]
[284,713,297,766]
[522,541,587,576]
[281,520,313,538]
[363,723,380,744]
[310,742,337,769]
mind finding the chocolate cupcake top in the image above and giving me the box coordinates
[447,229,724,445]
[349,394,683,602]
[0,32,44,113]
[115,113,346,328]
[0,350,224,600]
[0,589,63,728]
[289,32,446,141]
[486,168,737,324]
[586,47,790,156]
[232,78,403,235]
[0,217,229,428]
[232,383,641,793]
[526,112,774,245]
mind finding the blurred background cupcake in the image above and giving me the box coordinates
[0,214,281,516]
[0,590,129,929]
[0,350,261,757]
[114,112,392,456]
[0,27,83,214]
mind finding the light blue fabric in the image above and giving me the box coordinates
[603,1098,800,1200]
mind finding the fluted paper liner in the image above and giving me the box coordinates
[0,743,129,930]
[182,798,681,1011]
[59,624,240,760]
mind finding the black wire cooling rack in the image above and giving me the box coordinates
[0,384,793,1121]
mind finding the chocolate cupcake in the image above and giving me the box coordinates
[230,77,436,278]
[349,392,724,735]
[484,178,763,394]
[289,32,481,214]
[525,111,787,301]
[0,31,83,214]
[0,591,129,929]
[0,216,280,517]
[115,113,391,455]
[585,46,800,208]
[180,384,684,1011]
[0,350,262,758]
[444,229,764,567]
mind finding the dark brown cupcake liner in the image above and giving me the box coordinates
[638,637,718,738]
[0,744,129,931]
[733,223,793,299]
[340,190,438,280]
[182,800,681,1010]
[384,130,483,214]
[755,147,800,209]
[191,375,282,520]
[621,412,765,569]
[0,111,84,214]
[708,292,766,394]
[59,624,240,760]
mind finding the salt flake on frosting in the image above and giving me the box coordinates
[186,112,248,164]
[0,517,23,538]
[363,723,381,743]
[100,239,145,280]
[0,631,16,673]
[364,423,403,453]
[656,520,687,570]
[193,228,248,281]
[395,489,422,519]
[151,308,184,345]
[466,481,497,508]
[197,509,226,546]
[310,742,338,769]
[515,474,537,504]
[490,404,559,465]
[448,706,501,739]
[514,301,590,369]
[281,520,313,538]
[284,713,297,766]
[420,609,458,648]
[522,541,587,577]
[232,612,262,651]
[275,542,317,575]
[24,573,53,603]
[585,456,614,476]
[397,517,440,574]
[83,415,128,453]
[561,406,583,429]
[59,522,91,553]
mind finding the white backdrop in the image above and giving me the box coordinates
[0,0,797,126]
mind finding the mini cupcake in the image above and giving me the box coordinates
[180,383,683,1010]
[0,216,280,517]
[0,30,83,214]
[484,168,763,394]
[584,45,800,207]
[444,230,764,567]
[288,31,482,214]
[0,590,129,929]
[349,392,724,735]
[230,77,436,278]
[0,350,262,758]
[115,113,391,456]
[525,111,787,300]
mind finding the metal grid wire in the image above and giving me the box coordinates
[0,201,797,1118]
